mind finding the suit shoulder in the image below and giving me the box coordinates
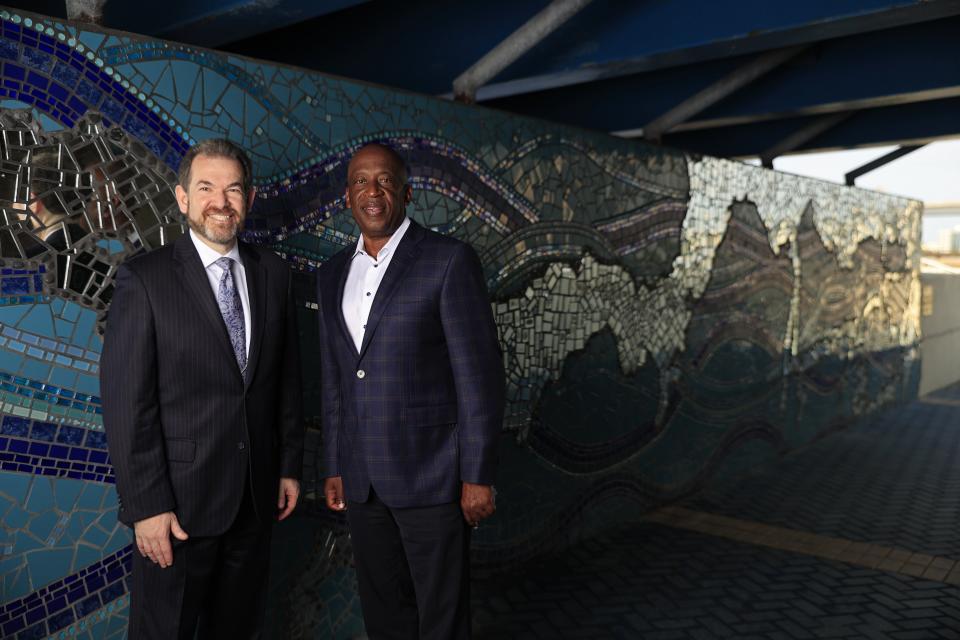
[119,242,175,276]
[245,243,288,271]
[317,246,352,275]
[418,226,474,256]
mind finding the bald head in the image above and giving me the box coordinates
[347,144,408,186]
[345,143,413,256]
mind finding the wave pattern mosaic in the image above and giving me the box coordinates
[0,9,921,640]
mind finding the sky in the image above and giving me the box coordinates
[747,139,960,247]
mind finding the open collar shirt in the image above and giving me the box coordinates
[341,216,411,352]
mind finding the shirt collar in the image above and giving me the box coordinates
[353,216,412,261]
[189,229,242,269]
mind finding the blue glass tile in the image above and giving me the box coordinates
[75,78,102,105]
[75,594,100,618]
[8,439,27,454]
[69,447,89,462]
[66,584,86,603]
[23,607,43,626]
[26,71,47,90]
[88,451,108,464]
[47,82,67,102]
[49,445,68,459]
[100,580,124,603]
[17,621,47,640]
[67,95,85,112]
[0,39,19,61]
[56,426,85,446]
[99,97,123,122]
[29,422,57,442]
[20,47,51,73]
[83,573,104,592]
[45,596,66,614]
[104,564,124,583]
[50,61,78,86]
[2,416,31,437]
[2,615,25,635]
[27,443,49,457]
[1,277,31,295]
[83,431,107,450]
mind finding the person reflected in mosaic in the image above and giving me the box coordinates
[317,143,505,639]
[100,138,304,639]
[24,145,89,256]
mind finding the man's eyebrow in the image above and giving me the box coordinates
[195,179,243,189]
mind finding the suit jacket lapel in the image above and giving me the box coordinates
[330,251,360,359]
[239,242,266,389]
[173,234,242,379]
[358,222,423,358]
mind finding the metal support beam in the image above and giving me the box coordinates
[844,145,925,185]
[452,0,593,104]
[65,0,107,24]
[760,112,852,168]
[643,45,806,142]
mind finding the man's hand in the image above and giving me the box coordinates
[134,512,188,568]
[324,476,346,511]
[461,482,495,528]
[277,477,300,521]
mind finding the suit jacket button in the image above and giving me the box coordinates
[238,442,246,451]
[356,369,365,379]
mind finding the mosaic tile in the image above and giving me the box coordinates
[0,7,923,639]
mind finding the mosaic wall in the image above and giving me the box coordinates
[0,9,922,640]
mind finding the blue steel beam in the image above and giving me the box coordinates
[485,17,960,138]
[103,0,371,48]
[658,96,960,157]
[219,0,960,97]
[221,0,553,94]
[475,0,960,100]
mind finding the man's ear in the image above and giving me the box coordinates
[175,184,189,215]
[404,184,412,205]
[345,188,352,209]
[247,186,257,212]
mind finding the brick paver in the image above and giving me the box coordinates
[472,386,960,639]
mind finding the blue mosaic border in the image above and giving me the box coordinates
[0,545,128,638]
[0,414,112,483]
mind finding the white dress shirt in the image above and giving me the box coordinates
[190,230,252,357]
[342,216,412,352]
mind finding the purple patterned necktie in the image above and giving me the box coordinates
[215,257,247,374]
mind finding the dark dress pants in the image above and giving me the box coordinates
[347,488,472,640]
[128,484,271,639]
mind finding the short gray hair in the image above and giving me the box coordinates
[178,138,253,195]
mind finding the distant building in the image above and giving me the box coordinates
[923,202,960,253]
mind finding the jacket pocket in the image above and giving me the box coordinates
[400,403,458,427]
[165,437,196,462]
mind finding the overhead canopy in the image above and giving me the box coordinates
[19,0,960,161]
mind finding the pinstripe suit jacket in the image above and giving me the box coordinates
[317,221,504,508]
[101,233,303,537]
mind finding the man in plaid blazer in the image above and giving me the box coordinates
[318,143,504,639]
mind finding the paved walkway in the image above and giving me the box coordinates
[472,385,960,639]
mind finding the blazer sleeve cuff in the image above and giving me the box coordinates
[280,448,303,479]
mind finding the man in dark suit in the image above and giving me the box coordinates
[101,139,304,639]
[318,144,505,639]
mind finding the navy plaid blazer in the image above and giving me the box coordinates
[316,221,505,508]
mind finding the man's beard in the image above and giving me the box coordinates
[188,207,242,245]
